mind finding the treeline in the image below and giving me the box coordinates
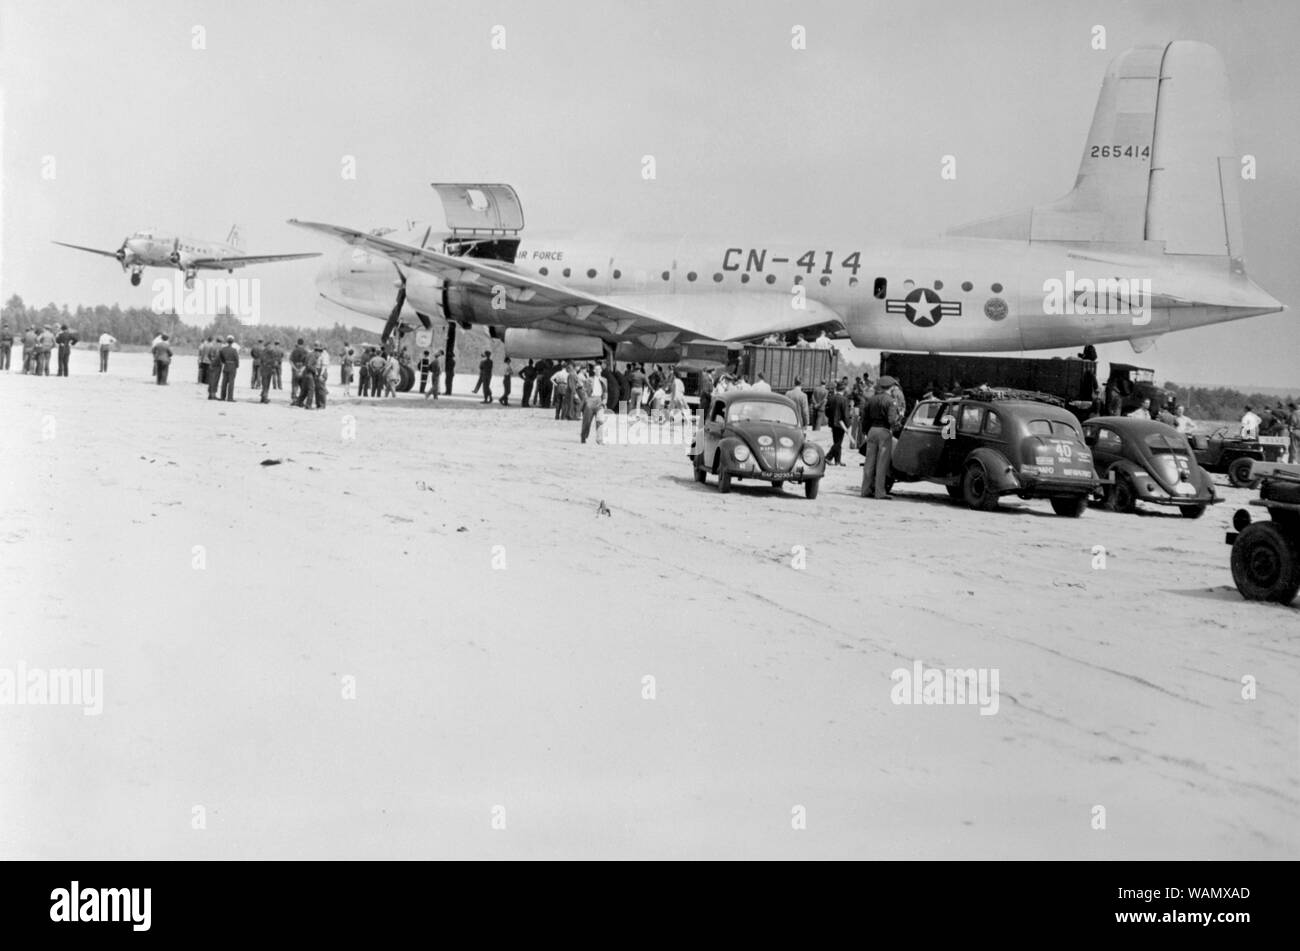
[1163,382,1296,422]
[0,294,496,365]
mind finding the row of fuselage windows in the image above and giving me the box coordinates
[533,266,1004,296]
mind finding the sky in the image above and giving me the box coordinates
[2,0,1298,387]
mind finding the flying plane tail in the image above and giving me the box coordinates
[949,41,1245,266]
[226,224,243,249]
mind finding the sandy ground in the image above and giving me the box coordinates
[1,351,1296,859]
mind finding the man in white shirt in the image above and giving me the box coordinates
[750,373,772,392]
[1126,397,1152,420]
[813,331,833,349]
[97,332,117,373]
[1173,405,1196,435]
[1240,406,1262,439]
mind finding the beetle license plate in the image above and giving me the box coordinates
[767,471,797,480]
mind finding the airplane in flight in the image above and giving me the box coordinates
[53,225,320,288]
[291,41,1285,365]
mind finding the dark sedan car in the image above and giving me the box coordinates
[889,390,1098,516]
[1082,416,1219,518]
[690,390,825,498]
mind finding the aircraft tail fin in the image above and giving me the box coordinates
[226,224,243,249]
[949,42,1244,264]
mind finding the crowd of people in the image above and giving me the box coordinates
[0,324,81,376]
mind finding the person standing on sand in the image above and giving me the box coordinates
[259,341,282,404]
[384,350,400,398]
[152,334,173,385]
[580,363,606,444]
[312,343,329,409]
[425,350,444,400]
[0,323,12,371]
[477,350,494,404]
[218,335,239,401]
[499,357,513,406]
[249,339,264,390]
[860,380,900,499]
[287,339,307,403]
[825,382,849,466]
[55,325,77,377]
[520,358,537,408]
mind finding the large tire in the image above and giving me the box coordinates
[771,480,784,491]
[717,469,731,494]
[1180,504,1207,519]
[397,365,415,392]
[1105,473,1137,514]
[1227,456,1258,489]
[946,482,963,501]
[692,454,707,484]
[804,478,820,500]
[1231,521,1300,604]
[961,461,998,511]
[1050,496,1088,518]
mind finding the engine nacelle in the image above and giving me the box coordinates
[614,341,683,364]
[502,328,604,360]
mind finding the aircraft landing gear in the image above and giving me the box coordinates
[184,270,197,289]
[130,271,142,286]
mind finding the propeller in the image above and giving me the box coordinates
[168,237,181,265]
[115,240,129,270]
[380,263,407,344]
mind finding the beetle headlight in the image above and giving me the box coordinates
[801,445,820,465]
[733,444,751,462]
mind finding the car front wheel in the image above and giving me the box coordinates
[961,461,998,511]
[717,469,731,494]
[1231,521,1300,603]
[693,454,707,483]
[804,478,820,500]
[1180,504,1207,519]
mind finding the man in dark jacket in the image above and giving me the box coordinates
[218,336,239,401]
[289,338,308,403]
[825,382,850,466]
[259,341,282,403]
[152,335,173,385]
[55,325,78,376]
[249,340,264,389]
[520,359,537,408]
[477,350,494,403]
[859,382,901,498]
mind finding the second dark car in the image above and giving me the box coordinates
[1082,416,1219,518]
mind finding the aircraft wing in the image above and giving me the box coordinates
[287,219,843,344]
[190,252,321,269]
[51,240,121,259]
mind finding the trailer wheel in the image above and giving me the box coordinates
[1227,456,1258,488]
[1231,521,1300,603]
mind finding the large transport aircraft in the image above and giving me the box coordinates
[53,225,320,288]
[292,41,1285,364]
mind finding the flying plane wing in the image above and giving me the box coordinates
[51,240,121,259]
[287,219,842,344]
[190,252,321,269]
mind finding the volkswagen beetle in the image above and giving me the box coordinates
[690,390,825,498]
